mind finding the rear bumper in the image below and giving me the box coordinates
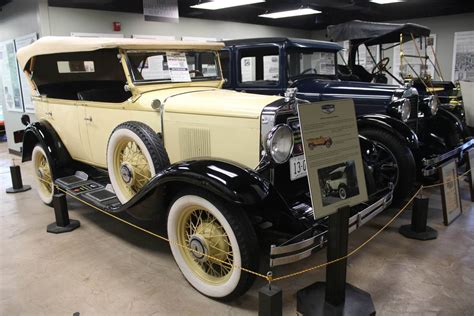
[422,138,474,176]
[269,189,393,267]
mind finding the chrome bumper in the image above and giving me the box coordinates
[269,190,393,267]
[422,138,474,176]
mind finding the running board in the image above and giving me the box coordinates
[55,173,123,212]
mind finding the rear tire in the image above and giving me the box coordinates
[360,128,416,202]
[167,189,259,300]
[32,144,54,206]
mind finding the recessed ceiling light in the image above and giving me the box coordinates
[259,8,321,19]
[370,0,403,4]
[191,0,265,10]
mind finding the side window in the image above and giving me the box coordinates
[219,50,230,87]
[238,46,279,86]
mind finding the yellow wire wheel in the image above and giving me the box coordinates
[107,122,169,204]
[32,145,54,205]
[167,192,259,299]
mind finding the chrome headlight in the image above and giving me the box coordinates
[266,124,294,164]
[427,95,439,115]
[399,98,411,122]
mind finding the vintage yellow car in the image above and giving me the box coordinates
[16,37,393,300]
[307,136,333,149]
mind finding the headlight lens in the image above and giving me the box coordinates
[429,95,439,115]
[266,124,294,164]
[399,98,411,122]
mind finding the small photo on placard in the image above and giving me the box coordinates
[318,160,360,206]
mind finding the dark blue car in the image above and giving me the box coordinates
[222,37,474,201]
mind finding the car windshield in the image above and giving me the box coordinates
[287,49,336,79]
[127,50,221,83]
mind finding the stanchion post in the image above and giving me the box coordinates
[296,206,375,315]
[258,280,282,316]
[6,164,31,193]
[399,194,437,240]
[47,193,80,234]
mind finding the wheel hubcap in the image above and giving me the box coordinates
[120,163,134,184]
[365,141,399,188]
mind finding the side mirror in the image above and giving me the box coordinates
[21,114,31,126]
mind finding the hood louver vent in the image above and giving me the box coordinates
[179,128,211,159]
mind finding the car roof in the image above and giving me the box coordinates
[326,20,431,45]
[224,37,343,51]
[330,166,346,174]
[16,36,224,70]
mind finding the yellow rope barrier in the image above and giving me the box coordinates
[34,165,472,283]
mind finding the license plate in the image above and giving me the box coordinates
[290,155,307,181]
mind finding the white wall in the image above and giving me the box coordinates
[312,13,474,82]
[0,0,41,152]
[46,6,311,40]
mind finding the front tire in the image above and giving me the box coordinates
[32,144,54,205]
[338,184,347,200]
[360,128,416,202]
[107,122,169,204]
[167,190,259,300]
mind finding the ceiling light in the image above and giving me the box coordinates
[191,0,265,10]
[370,0,403,4]
[259,8,321,19]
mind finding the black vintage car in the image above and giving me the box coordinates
[222,36,474,201]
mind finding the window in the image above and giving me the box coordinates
[127,51,221,83]
[287,49,336,78]
[57,61,95,73]
[238,46,279,85]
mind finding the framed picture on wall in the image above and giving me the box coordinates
[14,33,38,113]
[0,40,24,113]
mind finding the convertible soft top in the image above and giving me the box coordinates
[16,36,224,70]
[326,20,431,45]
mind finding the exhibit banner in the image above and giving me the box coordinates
[14,33,38,113]
[143,0,179,23]
[439,159,462,226]
[0,40,23,112]
[452,30,474,81]
[298,99,368,219]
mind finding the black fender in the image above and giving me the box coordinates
[122,159,304,232]
[22,120,72,172]
[427,107,465,147]
[357,114,419,150]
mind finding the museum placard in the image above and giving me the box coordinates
[439,159,462,225]
[298,99,368,220]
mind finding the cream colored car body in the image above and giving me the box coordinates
[19,37,281,171]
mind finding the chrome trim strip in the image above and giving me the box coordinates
[422,139,474,175]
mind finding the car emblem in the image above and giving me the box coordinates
[321,104,335,114]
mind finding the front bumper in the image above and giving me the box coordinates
[422,138,474,176]
[269,189,393,267]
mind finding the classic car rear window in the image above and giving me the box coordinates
[237,46,279,86]
[287,49,336,78]
[127,51,221,83]
[57,61,95,73]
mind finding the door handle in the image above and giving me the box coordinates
[84,116,92,122]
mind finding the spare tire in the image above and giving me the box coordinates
[107,121,169,204]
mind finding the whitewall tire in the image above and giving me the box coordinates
[167,191,258,300]
[32,145,54,205]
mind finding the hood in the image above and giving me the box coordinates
[137,87,283,119]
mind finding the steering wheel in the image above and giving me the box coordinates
[372,57,390,75]
[301,68,317,75]
[189,69,203,77]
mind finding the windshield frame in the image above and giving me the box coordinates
[286,48,338,80]
[125,49,222,85]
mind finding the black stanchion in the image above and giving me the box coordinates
[296,206,375,315]
[399,196,437,240]
[47,193,80,234]
[6,165,31,193]
[258,282,282,316]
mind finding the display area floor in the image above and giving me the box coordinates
[1,142,473,315]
